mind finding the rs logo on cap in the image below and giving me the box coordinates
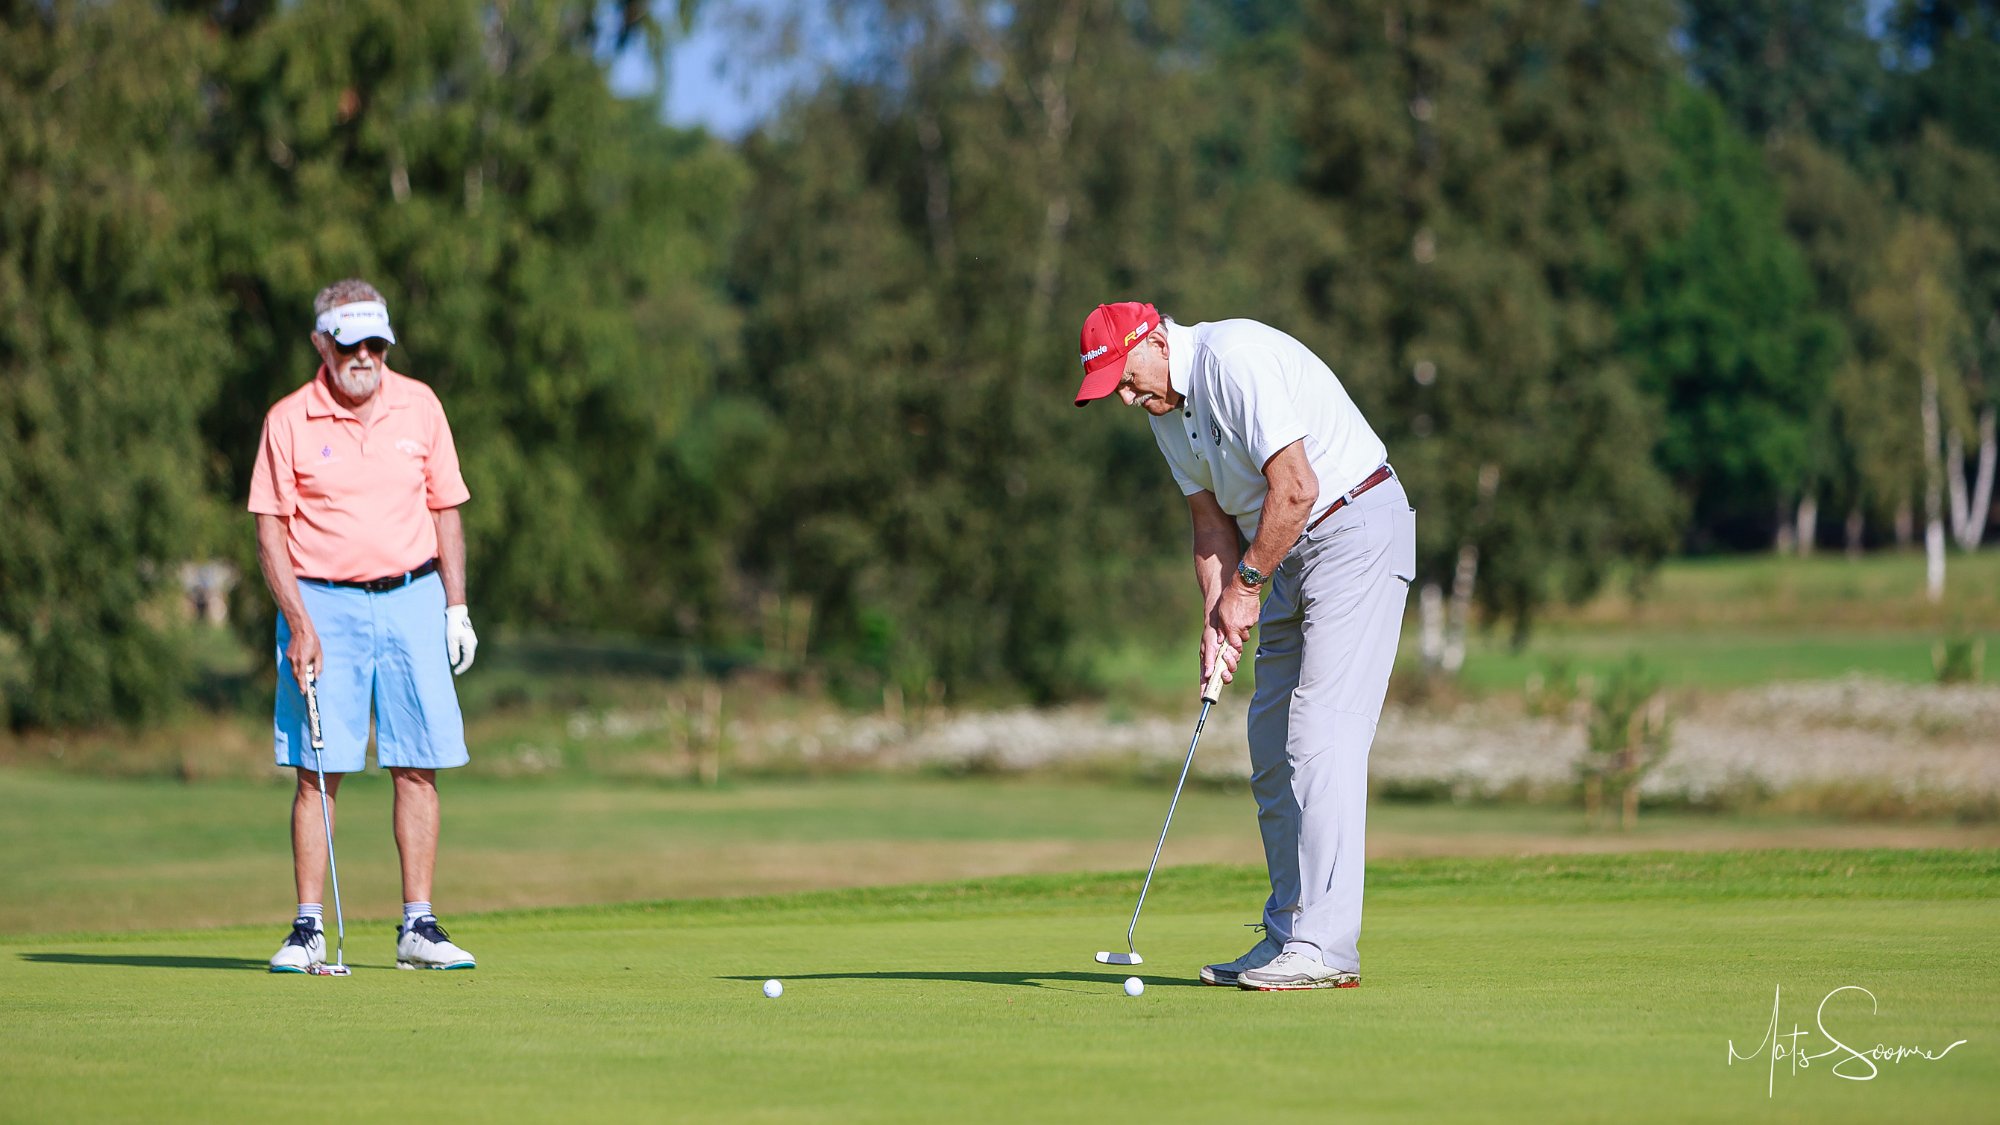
[1121,321,1153,347]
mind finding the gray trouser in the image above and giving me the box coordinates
[1246,475,1414,973]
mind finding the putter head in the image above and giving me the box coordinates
[1095,951,1143,965]
[307,963,351,976]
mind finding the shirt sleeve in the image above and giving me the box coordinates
[1214,345,1308,471]
[246,412,295,517]
[425,400,472,510]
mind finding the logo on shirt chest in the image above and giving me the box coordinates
[1210,419,1222,446]
[395,439,425,458]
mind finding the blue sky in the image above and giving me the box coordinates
[608,1,848,138]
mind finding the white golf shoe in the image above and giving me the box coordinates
[396,915,476,970]
[1200,929,1283,987]
[1236,949,1360,991]
[269,919,326,973]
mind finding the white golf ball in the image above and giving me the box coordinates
[763,979,783,999]
[1123,976,1144,997]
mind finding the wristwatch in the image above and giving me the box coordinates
[1236,560,1270,590]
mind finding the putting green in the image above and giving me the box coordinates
[3,851,1993,1122]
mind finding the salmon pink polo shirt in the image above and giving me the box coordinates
[248,367,471,582]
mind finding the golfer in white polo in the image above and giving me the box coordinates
[1074,302,1415,990]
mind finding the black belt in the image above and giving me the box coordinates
[301,558,438,593]
[1307,465,1395,531]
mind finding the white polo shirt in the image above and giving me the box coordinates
[1146,319,1386,542]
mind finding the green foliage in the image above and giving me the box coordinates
[728,1,1324,699]
[1522,656,1580,719]
[1897,128,2000,412]
[1296,0,1686,635]
[0,3,230,726]
[2,1,742,728]
[1681,0,1884,153]
[196,0,747,636]
[1856,216,1975,476]
[1883,0,2000,157]
[1765,135,1892,522]
[1578,656,1672,829]
[4,0,1997,726]
[1621,89,1840,544]
[1933,628,1985,683]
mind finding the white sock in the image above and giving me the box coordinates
[296,904,323,928]
[403,901,433,924]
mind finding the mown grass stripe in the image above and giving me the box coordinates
[13,848,1990,946]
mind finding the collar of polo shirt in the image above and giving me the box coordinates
[1166,320,1195,404]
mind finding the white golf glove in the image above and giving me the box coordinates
[445,604,478,675]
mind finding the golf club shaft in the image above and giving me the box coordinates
[305,675,346,965]
[1123,700,1213,953]
[1122,662,1230,954]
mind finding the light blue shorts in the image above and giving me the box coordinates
[273,570,469,774]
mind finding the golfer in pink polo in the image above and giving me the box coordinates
[249,278,479,973]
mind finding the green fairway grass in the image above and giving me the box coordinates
[1569,549,2000,630]
[1458,551,1999,692]
[10,767,1997,937]
[1452,627,1985,692]
[2,850,1992,1122]
[1097,549,2000,700]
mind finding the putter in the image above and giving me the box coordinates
[302,671,351,977]
[1097,660,1230,966]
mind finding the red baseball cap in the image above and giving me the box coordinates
[1074,301,1161,406]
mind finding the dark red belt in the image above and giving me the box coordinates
[301,558,438,593]
[1306,465,1394,531]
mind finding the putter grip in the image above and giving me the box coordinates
[304,673,324,751]
[1201,661,1227,705]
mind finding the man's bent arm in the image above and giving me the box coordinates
[432,505,468,606]
[1240,440,1319,579]
[1208,440,1319,660]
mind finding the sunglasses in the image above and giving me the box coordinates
[330,336,391,357]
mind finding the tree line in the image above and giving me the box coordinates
[1,0,1994,727]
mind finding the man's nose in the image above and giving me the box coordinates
[1117,386,1136,405]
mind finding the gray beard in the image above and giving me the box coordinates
[333,367,380,401]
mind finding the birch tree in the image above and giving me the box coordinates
[1858,217,1974,600]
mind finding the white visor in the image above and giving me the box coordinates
[314,301,397,346]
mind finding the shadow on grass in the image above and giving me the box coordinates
[20,953,269,971]
[720,970,1204,993]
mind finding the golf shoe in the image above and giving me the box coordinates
[1236,949,1360,991]
[269,919,326,973]
[396,915,476,970]
[1200,929,1282,987]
